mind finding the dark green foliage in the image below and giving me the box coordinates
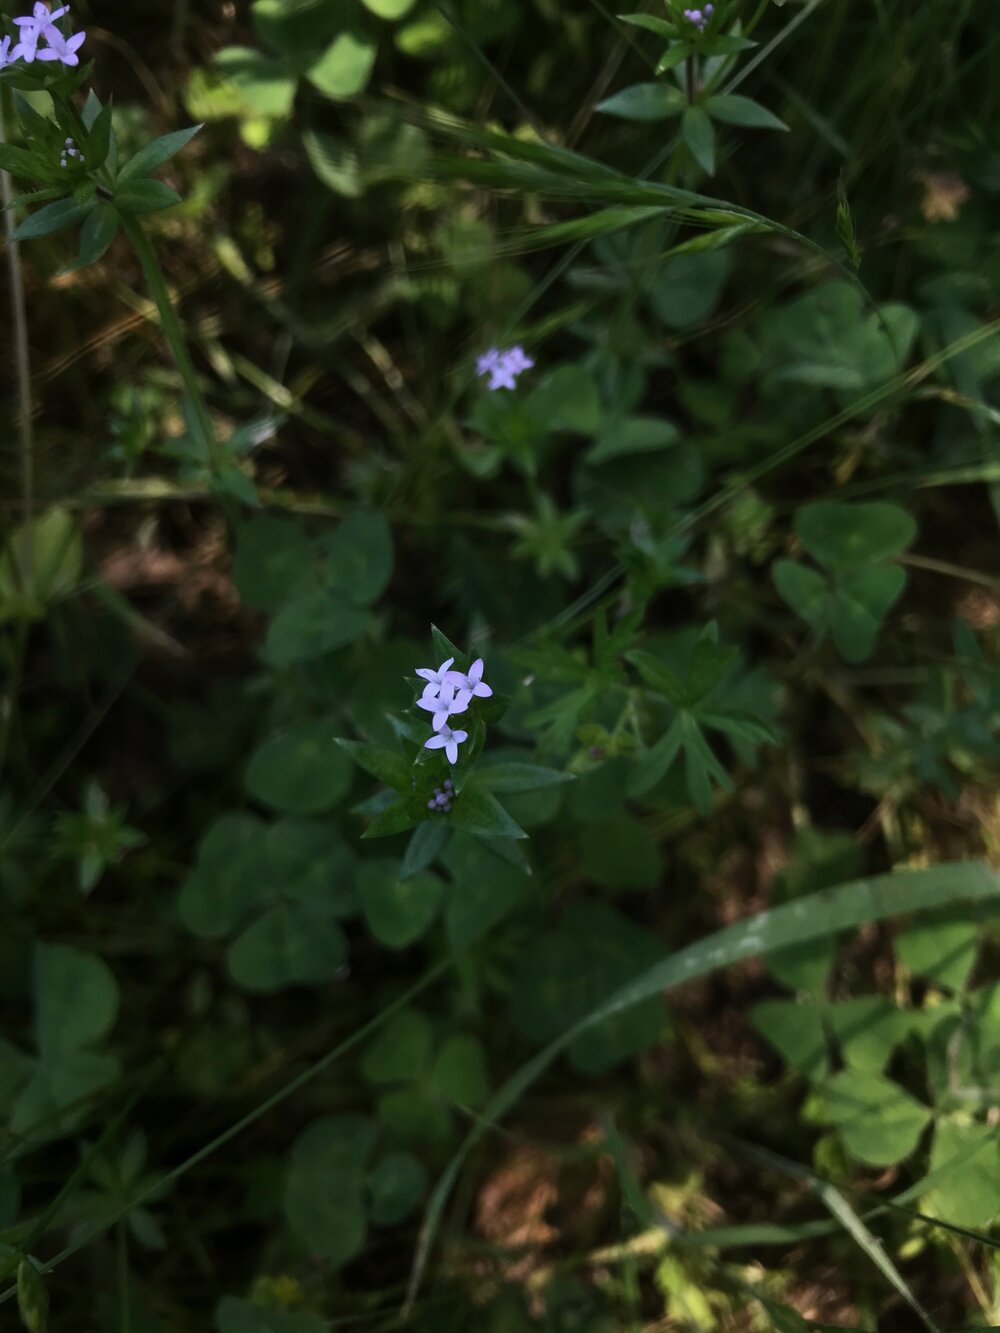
[3,0,1000,1328]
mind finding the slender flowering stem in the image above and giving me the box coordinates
[0,92,35,590]
[118,214,227,483]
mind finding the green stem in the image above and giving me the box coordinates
[117,1221,130,1333]
[0,90,35,592]
[118,213,225,481]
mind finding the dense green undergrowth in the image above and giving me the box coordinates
[1,0,1000,1329]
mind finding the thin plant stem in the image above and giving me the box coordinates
[117,213,226,482]
[0,92,35,589]
[117,1221,130,1333]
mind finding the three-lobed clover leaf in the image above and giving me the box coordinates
[773,500,917,662]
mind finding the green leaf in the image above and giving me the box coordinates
[177,813,271,938]
[361,0,417,16]
[772,559,829,639]
[829,565,907,663]
[595,83,685,121]
[704,93,788,131]
[17,1261,48,1333]
[266,818,357,917]
[618,13,674,37]
[474,762,575,794]
[627,714,685,795]
[509,902,666,1073]
[682,106,715,174]
[428,1034,489,1106]
[358,861,444,948]
[450,786,527,840]
[360,798,420,840]
[377,1086,451,1146]
[444,834,528,949]
[245,722,352,814]
[362,1008,433,1085]
[827,997,910,1072]
[303,127,362,198]
[216,1296,327,1333]
[795,501,917,572]
[578,812,662,892]
[10,1050,121,1140]
[367,1151,427,1226]
[307,32,377,100]
[118,124,202,182]
[626,649,686,705]
[232,514,316,612]
[0,508,82,619]
[227,901,347,991]
[922,1119,1000,1229]
[284,1116,375,1267]
[751,999,829,1078]
[816,1070,930,1166]
[0,143,42,178]
[400,821,450,878]
[415,861,1000,1299]
[319,510,393,605]
[13,198,92,241]
[895,913,979,992]
[263,590,369,667]
[215,47,297,118]
[63,202,118,273]
[113,179,183,215]
[34,944,118,1059]
[335,739,411,792]
[585,417,680,465]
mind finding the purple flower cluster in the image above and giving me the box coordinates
[683,4,713,30]
[1,4,86,67]
[476,345,534,392]
[416,655,492,765]
[426,777,455,813]
[59,136,82,168]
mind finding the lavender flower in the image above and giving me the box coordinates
[0,36,23,66]
[59,136,83,168]
[415,657,455,691]
[444,657,493,700]
[417,679,472,731]
[682,4,713,31]
[13,3,85,66]
[476,345,535,392]
[424,723,468,766]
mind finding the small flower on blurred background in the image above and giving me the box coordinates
[416,656,455,691]
[59,136,83,168]
[426,777,455,812]
[417,678,472,730]
[12,3,86,66]
[683,4,713,31]
[476,345,535,391]
[424,723,468,765]
[445,657,493,699]
[0,35,22,66]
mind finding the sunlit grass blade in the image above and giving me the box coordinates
[406,862,1000,1311]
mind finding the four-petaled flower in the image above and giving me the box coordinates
[11,3,86,66]
[476,344,535,392]
[444,658,493,700]
[424,723,468,766]
[417,679,471,731]
[415,649,492,768]
[415,656,455,691]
